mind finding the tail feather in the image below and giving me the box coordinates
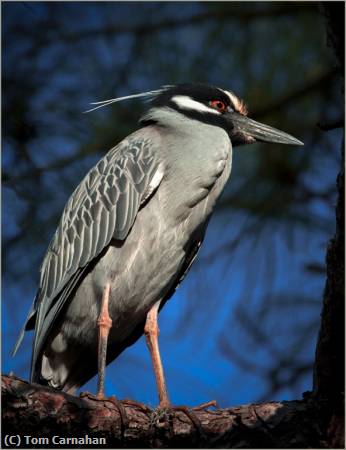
[12,307,36,357]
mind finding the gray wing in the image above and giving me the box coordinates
[14,134,164,370]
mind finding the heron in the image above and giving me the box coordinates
[13,83,303,412]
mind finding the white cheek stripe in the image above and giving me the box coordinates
[172,95,220,115]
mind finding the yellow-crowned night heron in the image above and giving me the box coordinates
[13,83,303,408]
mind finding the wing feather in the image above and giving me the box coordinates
[95,206,109,255]
[26,135,164,374]
[79,223,92,267]
[105,205,116,246]
[89,207,101,258]
[59,237,66,283]
[115,185,130,236]
[70,227,83,271]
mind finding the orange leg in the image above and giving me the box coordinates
[144,301,217,437]
[144,301,170,408]
[97,282,112,399]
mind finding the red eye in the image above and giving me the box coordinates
[209,100,227,113]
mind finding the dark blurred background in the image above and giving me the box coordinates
[2,2,343,408]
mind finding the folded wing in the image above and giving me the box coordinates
[13,135,164,380]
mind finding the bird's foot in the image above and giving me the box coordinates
[79,391,128,430]
[107,395,129,429]
[170,405,205,437]
[192,399,218,411]
[79,391,109,401]
[79,390,99,400]
[122,398,152,414]
[155,400,217,442]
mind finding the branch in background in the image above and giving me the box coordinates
[252,70,337,119]
[52,5,315,43]
[3,145,98,186]
[317,119,344,131]
[1,375,334,448]
[320,2,345,74]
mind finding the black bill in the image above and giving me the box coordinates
[230,113,304,146]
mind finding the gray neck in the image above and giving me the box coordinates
[141,107,232,221]
[140,106,192,129]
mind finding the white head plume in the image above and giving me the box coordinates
[84,86,172,113]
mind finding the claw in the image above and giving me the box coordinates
[154,403,208,445]
[122,398,152,414]
[79,391,128,432]
[108,395,129,429]
[80,391,98,400]
[173,406,205,436]
[192,399,218,411]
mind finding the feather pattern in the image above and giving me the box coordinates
[24,135,163,371]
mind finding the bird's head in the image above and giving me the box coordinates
[86,83,303,147]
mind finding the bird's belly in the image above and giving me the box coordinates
[60,195,193,351]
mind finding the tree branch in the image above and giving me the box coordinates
[317,119,344,131]
[54,5,315,43]
[313,0,344,404]
[252,69,337,119]
[1,374,335,448]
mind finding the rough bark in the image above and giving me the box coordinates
[312,3,345,449]
[1,374,333,449]
[314,4,345,397]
